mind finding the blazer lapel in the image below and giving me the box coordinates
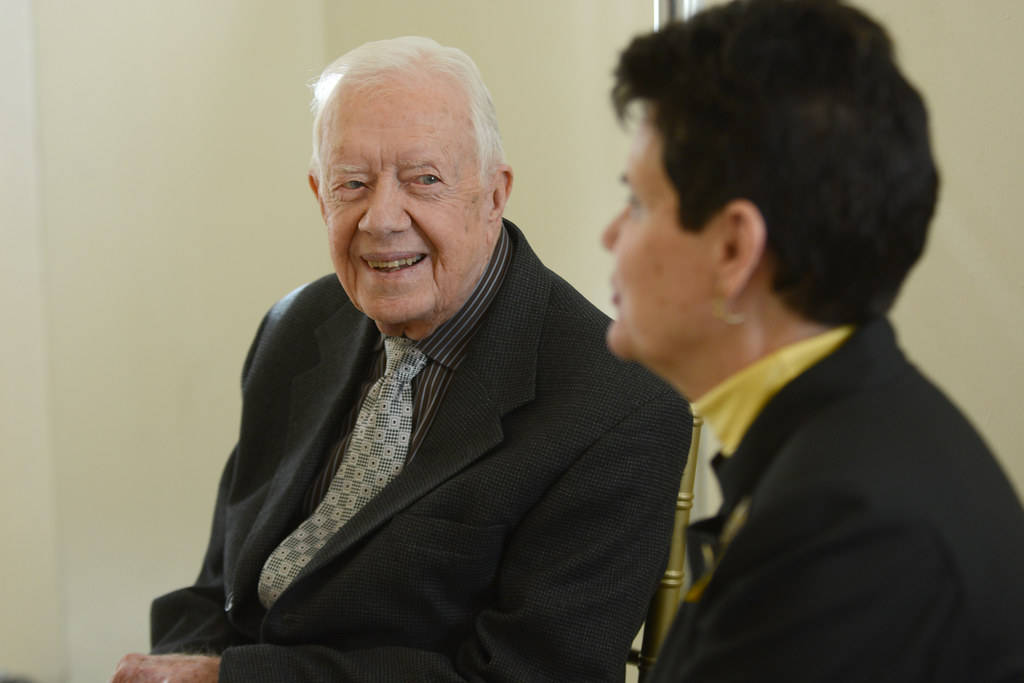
[297,221,547,575]
[302,365,510,572]
[234,301,378,592]
[716,318,906,513]
[669,319,909,657]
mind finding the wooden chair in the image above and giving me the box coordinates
[627,412,702,681]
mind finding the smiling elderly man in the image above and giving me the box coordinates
[112,37,690,682]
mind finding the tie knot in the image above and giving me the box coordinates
[383,336,427,381]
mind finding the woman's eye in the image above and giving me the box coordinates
[417,174,441,185]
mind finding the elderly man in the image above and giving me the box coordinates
[603,1,1024,681]
[112,37,691,682]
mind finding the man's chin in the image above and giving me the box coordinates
[371,310,438,340]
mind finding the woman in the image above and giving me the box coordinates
[603,2,1024,681]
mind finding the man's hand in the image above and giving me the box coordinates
[111,653,220,683]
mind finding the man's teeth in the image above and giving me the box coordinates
[367,255,423,271]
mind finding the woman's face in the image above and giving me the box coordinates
[602,121,721,395]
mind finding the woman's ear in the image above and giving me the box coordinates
[711,198,768,299]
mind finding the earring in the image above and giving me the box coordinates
[712,297,745,325]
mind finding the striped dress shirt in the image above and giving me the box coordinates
[304,225,513,515]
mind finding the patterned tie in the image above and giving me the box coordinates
[258,336,428,608]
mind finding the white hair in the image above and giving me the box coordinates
[309,36,505,183]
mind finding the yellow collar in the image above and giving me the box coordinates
[694,326,854,455]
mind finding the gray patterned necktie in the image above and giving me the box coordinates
[258,336,427,609]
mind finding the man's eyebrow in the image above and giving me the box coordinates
[334,164,366,174]
[327,160,439,174]
[397,160,439,171]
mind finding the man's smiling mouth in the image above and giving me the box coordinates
[365,255,426,273]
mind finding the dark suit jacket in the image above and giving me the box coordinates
[151,221,692,682]
[649,319,1024,682]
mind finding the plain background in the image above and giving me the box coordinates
[2,1,1021,681]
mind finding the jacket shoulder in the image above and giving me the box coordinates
[264,274,349,331]
[544,272,677,403]
[241,274,351,383]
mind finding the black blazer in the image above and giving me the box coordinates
[650,319,1024,682]
[151,221,693,682]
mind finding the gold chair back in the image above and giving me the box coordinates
[627,412,702,681]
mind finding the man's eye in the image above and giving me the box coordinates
[341,180,366,190]
[417,174,441,185]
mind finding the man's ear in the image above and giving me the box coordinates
[711,199,768,299]
[486,165,513,222]
[309,171,327,222]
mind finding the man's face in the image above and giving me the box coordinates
[602,121,719,387]
[311,74,510,339]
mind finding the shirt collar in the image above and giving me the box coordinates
[386,223,512,370]
[695,325,855,456]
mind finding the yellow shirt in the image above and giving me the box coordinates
[694,326,855,456]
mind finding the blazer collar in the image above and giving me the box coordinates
[713,318,908,515]
[672,319,909,653]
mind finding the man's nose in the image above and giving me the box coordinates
[358,179,412,234]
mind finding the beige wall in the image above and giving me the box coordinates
[1,1,63,680]
[13,1,328,680]
[2,1,1021,681]
[864,0,1024,490]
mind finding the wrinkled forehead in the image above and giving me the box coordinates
[319,71,476,156]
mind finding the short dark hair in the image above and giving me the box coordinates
[613,0,939,324]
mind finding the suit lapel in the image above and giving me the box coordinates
[302,365,509,572]
[715,318,906,513]
[297,222,547,576]
[234,301,378,591]
[666,319,910,663]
